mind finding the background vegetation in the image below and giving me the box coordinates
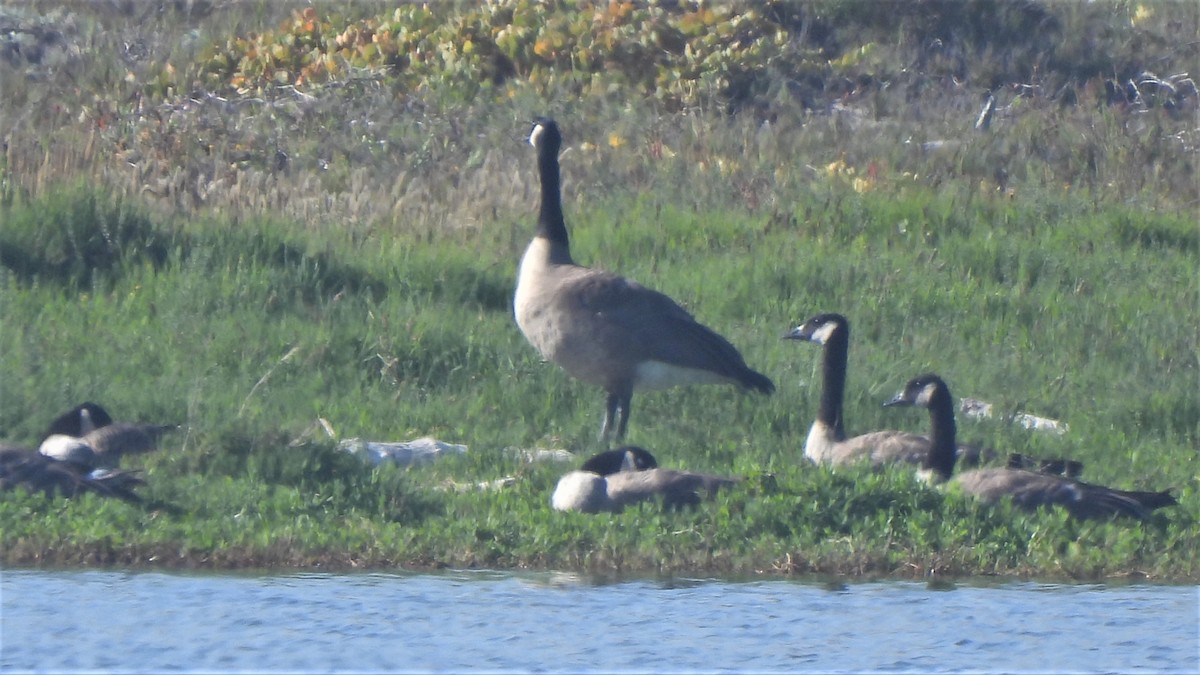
[1,0,1196,580]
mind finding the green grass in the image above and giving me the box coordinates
[0,1,1197,580]
[0,183,1195,580]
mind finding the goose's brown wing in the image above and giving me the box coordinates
[958,468,1154,520]
[83,423,176,464]
[558,269,772,390]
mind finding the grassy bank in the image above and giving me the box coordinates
[1,1,1197,580]
[1,185,1195,580]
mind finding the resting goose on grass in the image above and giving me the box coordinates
[551,446,740,514]
[40,402,177,468]
[785,313,932,466]
[883,373,1176,520]
[784,313,1078,475]
[1,443,144,504]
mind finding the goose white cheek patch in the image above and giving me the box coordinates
[529,123,545,147]
[810,321,838,345]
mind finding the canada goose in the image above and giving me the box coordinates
[883,373,1176,520]
[784,313,940,466]
[515,117,774,442]
[551,446,740,514]
[552,446,655,513]
[783,313,1064,473]
[38,402,176,468]
[1,444,144,503]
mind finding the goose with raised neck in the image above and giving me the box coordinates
[785,313,931,465]
[884,373,1176,520]
[514,117,774,442]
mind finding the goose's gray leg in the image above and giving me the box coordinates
[601,394,618,441]
[614,391,632,442]
[602,389,633,444]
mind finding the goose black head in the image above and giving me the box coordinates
[884,373,950,410]
[529,117,562,154]
[784,313,848,345]
[43,402,114,439]
[885,373,958,481]
[579,446,659,476]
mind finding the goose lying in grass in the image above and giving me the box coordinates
[552,446,739,514]
[883,373,1176,520]
[785,313,932,465]
[1,402,180,505]
[1,444,144,504]
[785,313,1080,475]
[39,402,177,468]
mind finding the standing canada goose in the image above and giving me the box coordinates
[883,373,1177,520]
[784,313,940,466]
[515,117,774,442]
[39,402,176,468]
[551,446,740,514]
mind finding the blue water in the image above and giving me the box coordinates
[1,570,1196,673]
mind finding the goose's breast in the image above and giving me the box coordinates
[804,420,840,463]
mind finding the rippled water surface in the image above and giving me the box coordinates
[2,570,1196,673]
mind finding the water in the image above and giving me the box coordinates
[1,570,1196,673]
